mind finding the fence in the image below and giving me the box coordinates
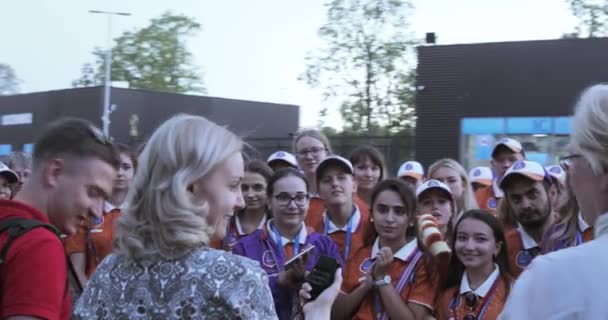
[245,134,416,176]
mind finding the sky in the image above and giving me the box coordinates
[0,0,578,128]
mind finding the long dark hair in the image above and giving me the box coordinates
[364,179,417,246]
[444,210,511,298]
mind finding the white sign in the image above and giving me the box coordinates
[1,113,33,126]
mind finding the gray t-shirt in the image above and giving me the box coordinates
[73,247,278,320]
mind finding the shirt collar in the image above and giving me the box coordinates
[492,179,504,198]
[104,201,123,213]
[371,238,418,261]
[235,214,267,236]
[594,211,608,238]
[517,223,539,249]
[578,212,591,233]
[266,219,307,247]
[459,264,500,297]
[324,205,361,234]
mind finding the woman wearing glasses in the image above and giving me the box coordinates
[293,129,332,194]
[233,168,343,320]
[435,210,512,320]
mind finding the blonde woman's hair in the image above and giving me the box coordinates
[428,158,479,213]
[115,114,243,261]
[570,84,608,174]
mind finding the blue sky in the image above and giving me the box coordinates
[0,0,577,127]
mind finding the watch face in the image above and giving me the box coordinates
[384,275,391,283]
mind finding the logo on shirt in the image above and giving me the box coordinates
[262,250,276,269]
[90,215,104,228]
[516,250,534,268]
[487,198,497,209]
[360,257,373,273]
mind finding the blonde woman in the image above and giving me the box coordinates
[428,159,479,222]
[74,114,339,320]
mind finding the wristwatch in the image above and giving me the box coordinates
[373,275,391,287]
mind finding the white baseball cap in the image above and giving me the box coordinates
[315,155,354,181]
[469,166,493,186]
[397,161,424,181]
[545,165,566,185]
[266,151,298,168]
[0,162,18,184]
[492,137,524,158]
[500,160,550,189]
[416,179,454,201]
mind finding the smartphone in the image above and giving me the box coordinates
[307,255,339,300]
[283,244,315,269]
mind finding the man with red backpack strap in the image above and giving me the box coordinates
[0,118,120,320]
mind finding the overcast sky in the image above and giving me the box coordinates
[1,0,577,127]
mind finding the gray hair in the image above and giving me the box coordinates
[570,84,608,174]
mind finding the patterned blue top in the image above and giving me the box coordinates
[73,247,279,320]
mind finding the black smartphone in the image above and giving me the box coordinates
[306,255,339,300]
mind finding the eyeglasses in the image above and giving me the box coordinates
[273,192,309,207]
[296,147,326,157]
[463,292,479,320]
[559,154,582,171]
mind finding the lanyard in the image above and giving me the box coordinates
[324,208,356,262]
[450,274,500,320]
[272,225,301,258]
[373,249,422,320]
[574,231,583,246]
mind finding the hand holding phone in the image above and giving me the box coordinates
[283,244,315,269]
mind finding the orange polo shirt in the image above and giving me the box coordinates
[305,195,369,228]
[475,185,500,215]
[341,240,437,320]
[309,204,371,266]
[435,271,510,320]
[505,226,542,278]
[64,203,121,277]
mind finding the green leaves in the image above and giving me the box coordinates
[0,63,20,95]
[565,0,608,37]
[302,0,417,134]
[73,11,205,94]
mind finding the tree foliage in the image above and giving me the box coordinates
[73,11,205,94]
[565,0,608,37]
[0,63,20,95]
[303,0,417,134]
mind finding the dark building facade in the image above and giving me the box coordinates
[415,37,608,170]
[0,87,299,155]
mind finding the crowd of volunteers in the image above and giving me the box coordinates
[1,83,608,319]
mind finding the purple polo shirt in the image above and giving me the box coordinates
[232,226,343,320]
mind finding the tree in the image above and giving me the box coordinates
[0,63,20,95]
[565,0,608,37]
[302,0,417,134]
[74,12,206,94]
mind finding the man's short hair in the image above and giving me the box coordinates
[33,118,121,170]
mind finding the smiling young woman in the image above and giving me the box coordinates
[349,146,386,207]
[435,210,512,320]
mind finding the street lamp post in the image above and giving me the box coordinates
[89,10,131,138]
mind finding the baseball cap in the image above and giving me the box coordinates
[397,161,424,181]
[469,166,493,186]
[315,155,354,182]
[0,162,18,184]
[267,151,298,168]
[545,165,566,185]
[492,138,524,158]
[500,160,550,189]
[416,179,454,201]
